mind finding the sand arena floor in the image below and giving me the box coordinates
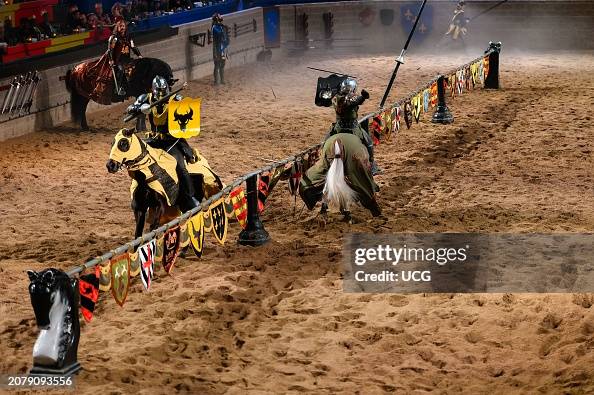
[1,50,594,394]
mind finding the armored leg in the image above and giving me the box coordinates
[169,146,200,212]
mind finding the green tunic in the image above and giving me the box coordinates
[299,133,381,216]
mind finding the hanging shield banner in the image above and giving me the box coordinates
[138,239,157,291]
[163,226,181,274]
[188,213,206,258]
[180,223,191,248]
[457,70,464,94]
[210,198,228,245]
[79,266,100,322]
[129,250,140,278]
[393,106,401,133]
[483,56,490,82]
[430,82,438,108]
[288,161,302,197]
[404,101,413,129]
[422,89,430,113]
[226,187,248,228]
[99,261,112,292]
[168,97,201,139]
[411,95,422,122]
[465,66,472,90]
[110,253,130,307]
[382,109,393,141]
[369,115,383,146]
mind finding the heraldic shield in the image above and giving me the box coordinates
[168,97,201,139]
[188,213,205,258]
[163,226,181,274]
[110,253,131,307]
[210,198,228,245]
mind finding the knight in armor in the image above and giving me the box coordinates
[326,78,381,175]
[211,13,229,85]
[444,1,469,41]
[126,76,200,212]
[108,16,142,96]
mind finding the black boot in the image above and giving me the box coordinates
[220,67,225,85]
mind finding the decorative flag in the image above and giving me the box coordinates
[110,253,130,307]
[257,167,284,212]
[369,114,383,145]
[449,74,456,97]
[168,97,201,138]
[412,94,422,122]
[288,161,302,196]
[79,266,100,322]
[179,223,191,248]
[188,212,205,258]
[393,106,401,133]
[483,55,490,82]
[225,186,248,228]
[457,70,464,94]
[129,250,140,278]
[465,66,471,90]
[430,82,438,108]
[138,239,156,291]
[162,226,181,274]
[423,89,430,113]
[382,109,393,142]
[99,261,111,292]
[404,100,413,129]
[209,198,228,245]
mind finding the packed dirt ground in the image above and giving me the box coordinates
[1,49,594,394]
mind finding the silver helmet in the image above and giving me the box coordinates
[152,75,169,99]
[339,78,357,95]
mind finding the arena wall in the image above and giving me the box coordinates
[1,0,593,141]
[278,0,594,55]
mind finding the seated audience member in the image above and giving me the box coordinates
[86,13,99,30]
[39,11,57,38]
[3,18,18,46]
[112,2,123,19]
[95,2,112,26]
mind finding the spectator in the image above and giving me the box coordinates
[3,17,18,46]
[111,2,123,20]
[95,2,112,27]
[39,11,57,38]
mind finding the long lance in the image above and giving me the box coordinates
[123,83,187,123]
[1,77,17,114]
[469,0,510,22]
[379,0,428,109]
[307,67,357,78]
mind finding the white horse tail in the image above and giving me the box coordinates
[323,141,357,210]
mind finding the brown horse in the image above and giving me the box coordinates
[65,57,175,130]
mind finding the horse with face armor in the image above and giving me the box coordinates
[106,128,223,237]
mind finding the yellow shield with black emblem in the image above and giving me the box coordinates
[169,97,201,138]
[188,213,205,258]
[209,198,228,245]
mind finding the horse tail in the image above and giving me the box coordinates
[323,141,357,210]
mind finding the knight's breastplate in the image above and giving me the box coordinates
[148,93,169,134]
